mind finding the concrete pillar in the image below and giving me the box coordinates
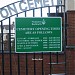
[66,0,75,11]
[74,0,75,9]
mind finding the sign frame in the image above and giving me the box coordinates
[15,17,62,53]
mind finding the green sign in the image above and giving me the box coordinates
[15,17,62,53]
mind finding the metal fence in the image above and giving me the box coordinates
[0,0,67,75]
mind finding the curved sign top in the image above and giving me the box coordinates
[0,0,62,21]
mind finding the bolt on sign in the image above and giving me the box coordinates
[15,17,62,53]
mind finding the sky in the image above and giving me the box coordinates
[0,0,18,8]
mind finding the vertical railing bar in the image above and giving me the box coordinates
[48,6,52,75]
[65,12,67,58]
[40,7,42,17]
[9,17,12,75]
[33,9,35,17]
[50,52,52,75]
[1,21,4,75]
[42,52,44,75]
[61,1,62,13]
[40,7,44,75]
[33,9,36,75]
[63,0,66,51]
[56,6,59,64]
[26,53,28,75]
[16,14,20,75]
[33,53,36,75]
[63,0,66,75]
[65,13,67,46]
[48,6,50,15]
[56,52,58,63]
[62,2,67,74]
[25,11,26,17]
[18,54,20,75]
[24,11,28,75]
[55,6,58,16]
[64,51,66,75]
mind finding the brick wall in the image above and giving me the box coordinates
[66,10,75,75]
[67,11,75,46]
[66,49,75,75]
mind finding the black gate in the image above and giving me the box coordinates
[0,0,67,75]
